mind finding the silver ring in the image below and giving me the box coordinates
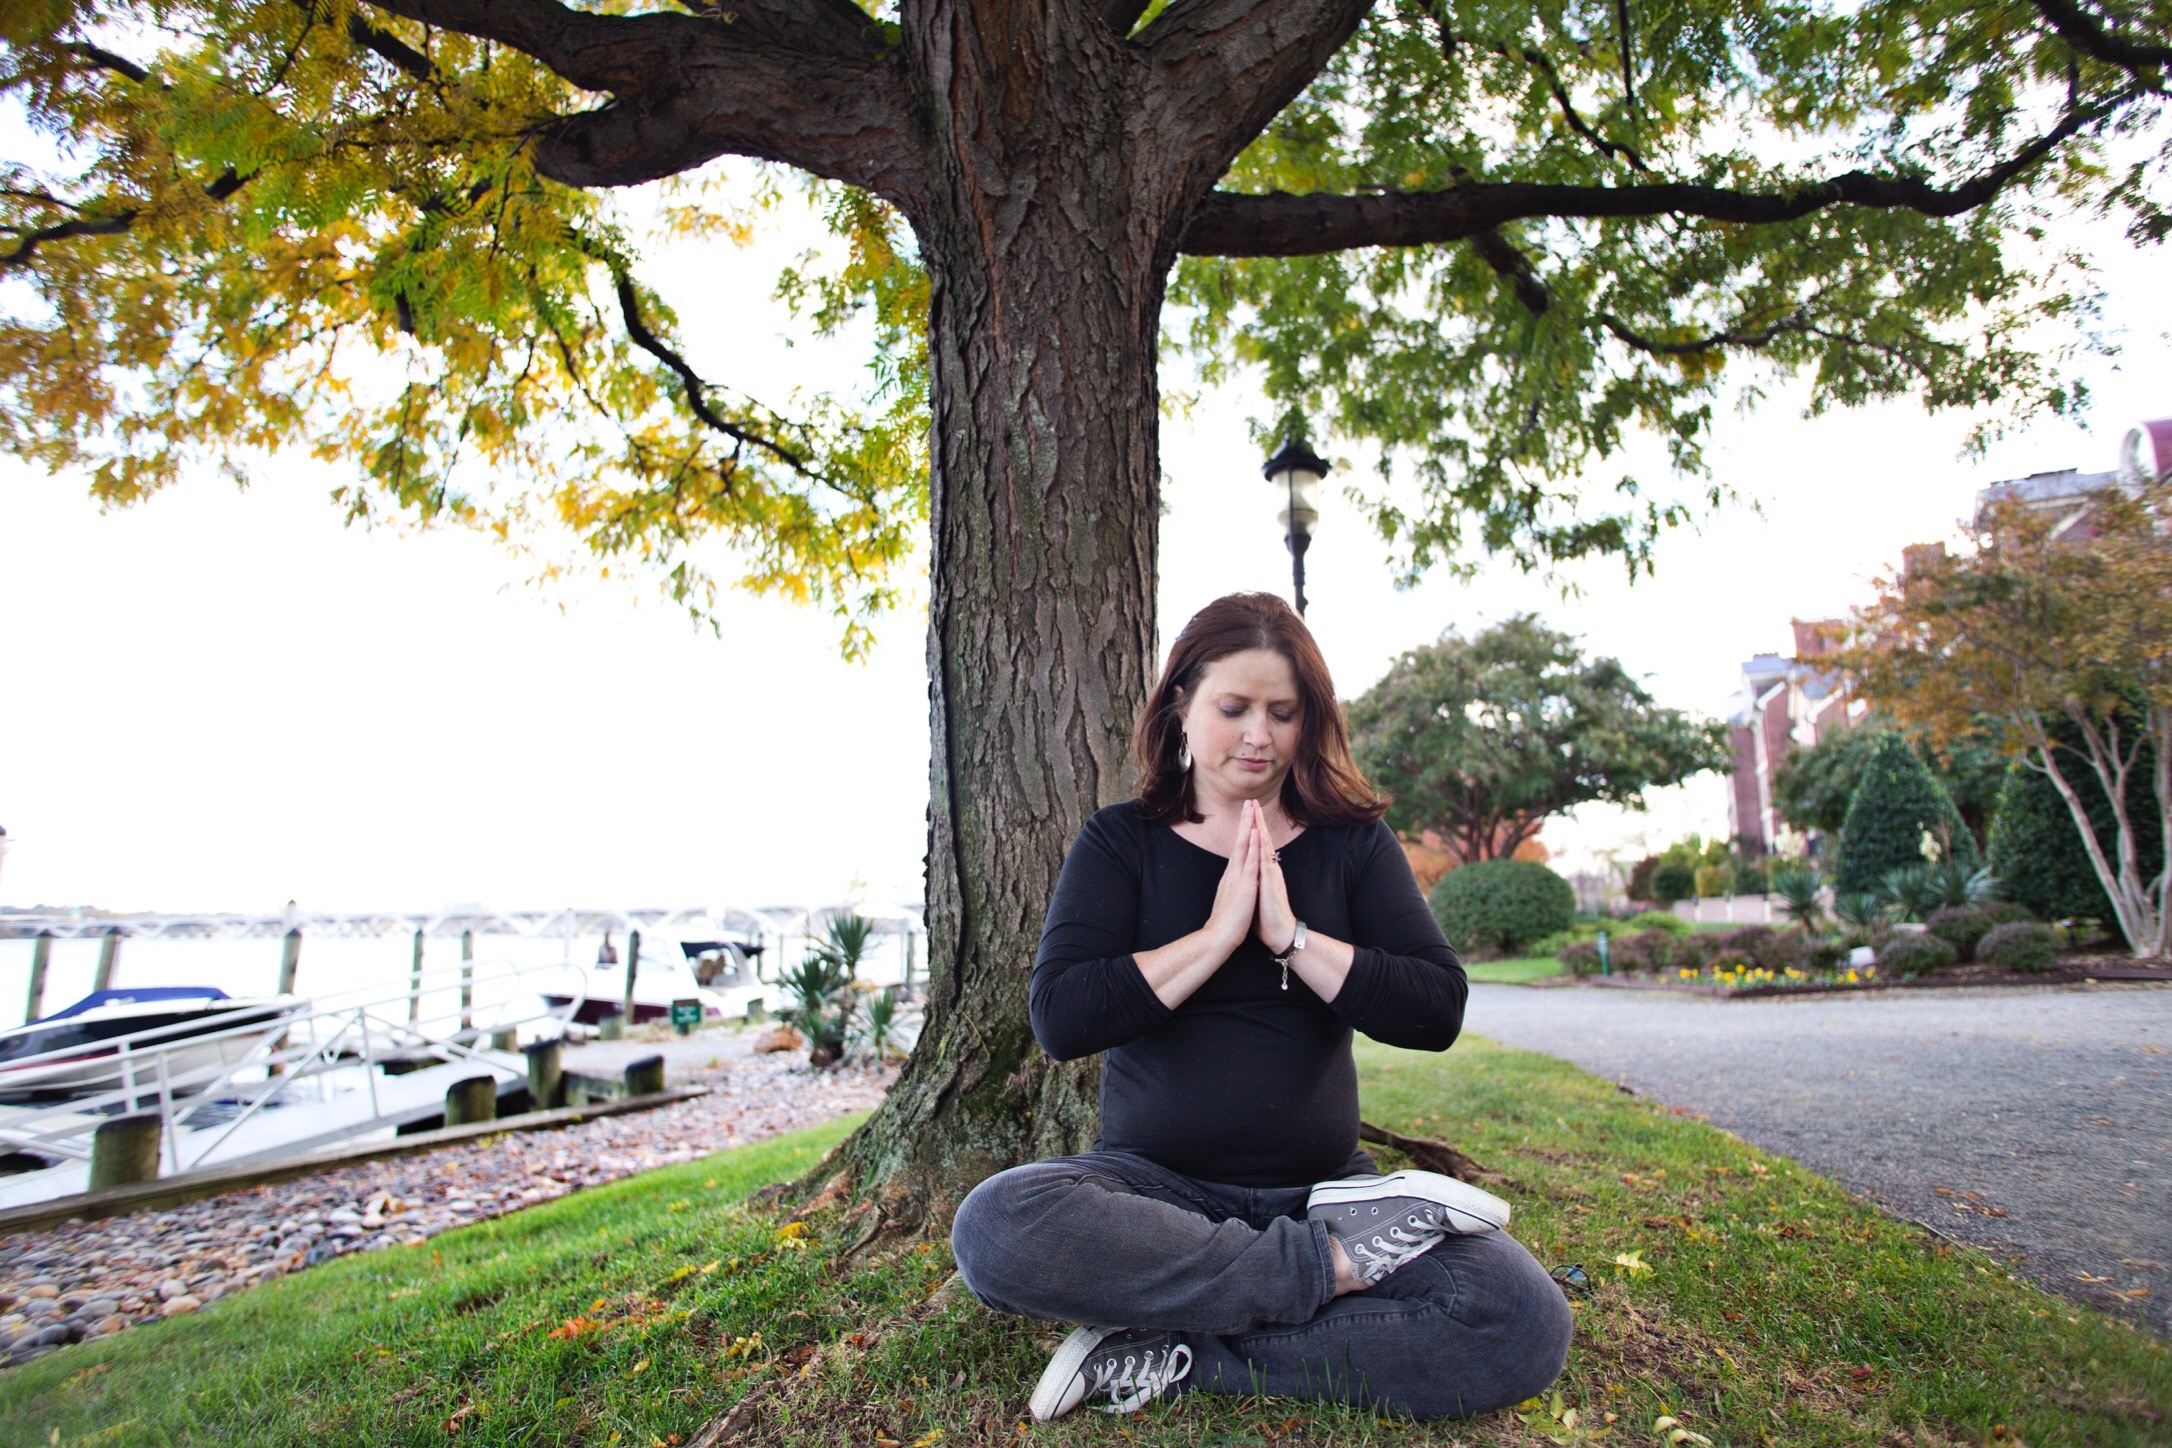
[1271,849,1281,865]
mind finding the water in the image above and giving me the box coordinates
[0,925,921,1030]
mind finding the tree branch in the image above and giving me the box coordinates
[2029,0,2172,79]
[344,12,437,82]
[362,0,921,197]
[0,169,248,271]
[64,42,151,84]
[1178,92,2126,255]
[1136,0,1376,214]
[1468,227,1550,314]
[1613,0,1638,113]
[613,276,809,473]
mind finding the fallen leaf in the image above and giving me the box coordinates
[1612,1250,1653,1278]
[2075,1273,2113,1284]
[2109,1287,2151,1300]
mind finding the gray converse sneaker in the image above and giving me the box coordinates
[1028,1325,1193,1421]
[1307,1169,1511,1286]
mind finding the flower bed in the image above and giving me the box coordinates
[1583,959,2172,998]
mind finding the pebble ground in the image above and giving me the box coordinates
[1467,980,2171,1334]
[0,1027,890,1369]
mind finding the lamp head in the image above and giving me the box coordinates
[1263,436,1328,536]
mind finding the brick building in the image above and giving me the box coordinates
[1723,619,1858,856]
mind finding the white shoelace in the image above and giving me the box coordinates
[1348,1209,1448,1283]
[1086,1343,1194,1413]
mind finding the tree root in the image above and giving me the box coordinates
[1357,1119,1494,1184]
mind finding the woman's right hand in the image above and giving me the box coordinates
[1202,799,1263,956]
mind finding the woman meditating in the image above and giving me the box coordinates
[951,592,1572,1423]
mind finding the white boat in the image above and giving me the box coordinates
[0,988,297,1102]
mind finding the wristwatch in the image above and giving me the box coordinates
[1271,921,1308,990]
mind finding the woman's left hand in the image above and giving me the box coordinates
[1254,812,1298,955]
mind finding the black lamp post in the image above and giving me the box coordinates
[1261,436,1329,616]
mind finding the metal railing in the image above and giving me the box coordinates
[0,956,584,1177]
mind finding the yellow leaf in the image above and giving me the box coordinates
[911,1432,946,1447]
[1612,1250,1653,1278]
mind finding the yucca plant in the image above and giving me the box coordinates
[1877,863,1941,922]
[1832,891,1891,947]
[858,986,903,1062]
[780,950,855,1067]
[1769,863,1824,930]
[1922,860,2002,910]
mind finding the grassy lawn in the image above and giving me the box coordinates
[4,1041,2166,1446]
[1464,956,1564,984]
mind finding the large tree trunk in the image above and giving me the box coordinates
[828,8,1176,1218]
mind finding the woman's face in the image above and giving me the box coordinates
[1178,648,1305,808]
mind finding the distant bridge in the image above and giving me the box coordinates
[0,904,923,945]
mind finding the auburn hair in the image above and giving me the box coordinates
[1134,592,1388,827]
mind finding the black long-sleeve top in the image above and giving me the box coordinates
[1030,799,1467,1187]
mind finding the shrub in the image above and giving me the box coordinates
[1700,925,1810,974]
[1922,861,2000,910]
[1806,937,1848,972]
[1925,905,1996,962]
[1980,900,2038,927]
[1430,859,1577,954]
[1732,858,1770,895]
[1987,727,2162,945]
[1978,921,2062,971]
[1625,855,1662,904]
[1623,910,1693,936]
[1650,859,1697,906]
[1692,863,1733,897]
[1558,939,1602,975]
[1834,732,1978,895]
[1877,932,1959,978]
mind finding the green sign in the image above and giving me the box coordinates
[670,998,703,1034]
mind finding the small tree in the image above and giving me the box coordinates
[1349,617,1726,865]
[1832,732,1979,895]
[1773,719,2004,848]
[1987,734,2163,941]
[1845,485,2172,958]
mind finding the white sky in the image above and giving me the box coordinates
[2,170,2166,914]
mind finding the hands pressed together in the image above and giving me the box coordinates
[1135,798,1354,1010]
[1206,798,1299,959]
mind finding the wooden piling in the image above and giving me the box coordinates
[89,1114,162,1190]
[24,931,51,1022]
[488,1028,518,1052]
[443,1075,497,1127]
[523,1038,563,1110]
[277,928,302,995]
[622,1055,665,1097]
[408,928,425,1023]
[459,929,475,1032]
[270,928,302,1077]
[621,929,641,1022]
[598,1010,624,1041]
[92,930,122,993]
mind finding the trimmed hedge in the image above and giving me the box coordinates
[1430,859,1576,953]
[1978,921,2062,971]
[1925,905,1996,962]
[1834,732,1978,895]
[1878,932,1958,978]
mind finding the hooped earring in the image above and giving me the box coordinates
[1176,732,1192,772]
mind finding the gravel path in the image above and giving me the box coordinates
[1466,981,2172,1334]
[0,1027,890,1369]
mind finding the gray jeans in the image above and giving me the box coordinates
[951,1150,1573,1420]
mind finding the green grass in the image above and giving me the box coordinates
[1464,955,1564,984]
[4,1044,2166,1447]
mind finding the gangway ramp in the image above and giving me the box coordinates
[0,958,580,1211]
